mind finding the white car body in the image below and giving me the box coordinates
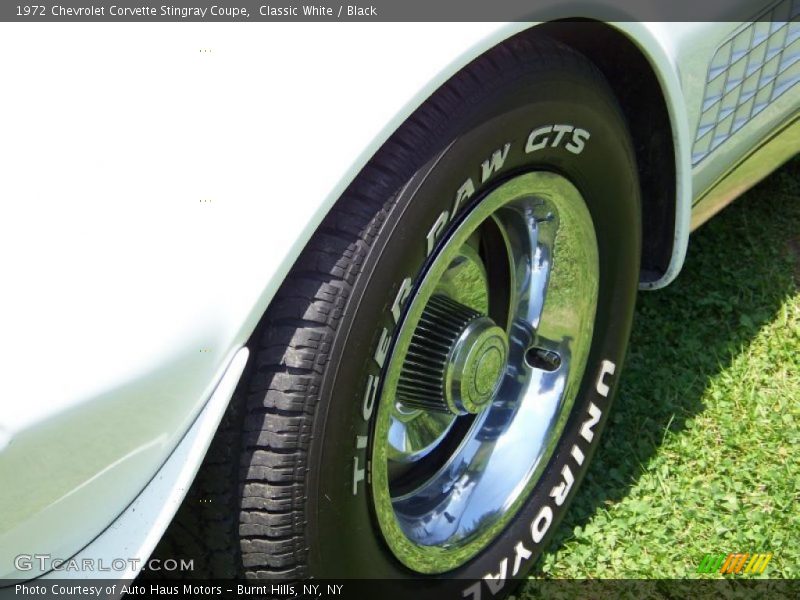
[1,14,798,580]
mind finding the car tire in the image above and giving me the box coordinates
[155,31,641,593]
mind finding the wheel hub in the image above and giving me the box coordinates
[397,294,508,415]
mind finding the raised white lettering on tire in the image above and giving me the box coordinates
[480,144,511,182]
[549,464,575,506]
[483,558,507,595]
[566,128,591,154]
[512,541,532,576]
[595,359,616,397]
[579,402,602,443]
[530,505,553,544]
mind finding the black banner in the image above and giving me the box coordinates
[1,579,799,600]
[2,0,798,22]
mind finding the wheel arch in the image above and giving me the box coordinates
[532,20,691,289]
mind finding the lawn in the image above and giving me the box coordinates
[522,157,800,586]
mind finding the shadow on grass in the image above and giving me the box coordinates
[531,156,800,575]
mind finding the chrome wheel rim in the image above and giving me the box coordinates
[372,172,599,573]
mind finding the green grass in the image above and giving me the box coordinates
[523,157,800,584]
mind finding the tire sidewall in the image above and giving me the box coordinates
[306,68,640,588]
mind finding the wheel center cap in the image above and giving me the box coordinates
[448,318,508,414]
[474,344,505,395]
[396,294,508,416]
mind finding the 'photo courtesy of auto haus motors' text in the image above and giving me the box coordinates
[0,0,798,598]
